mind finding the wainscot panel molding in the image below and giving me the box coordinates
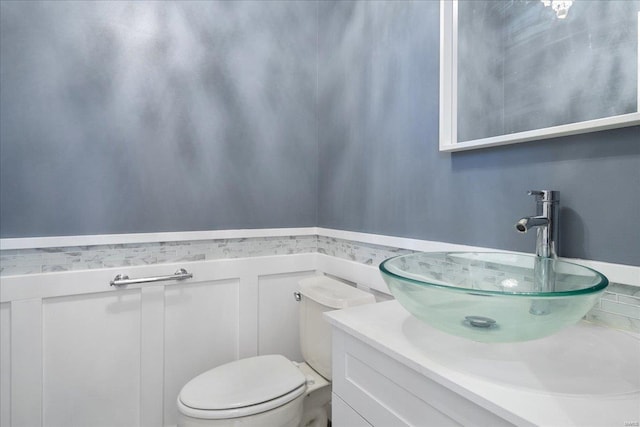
[0,302,10,427]
[0,254,317,427]
[1,229,638,426]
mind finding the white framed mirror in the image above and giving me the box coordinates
[440,0,640,152]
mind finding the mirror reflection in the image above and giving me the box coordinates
[457,0,638,143]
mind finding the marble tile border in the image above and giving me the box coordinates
[319,236,640,333]
[585,284,640,333]
[317,235,415,266]
[0,235,317,276]
[2,230,639,333]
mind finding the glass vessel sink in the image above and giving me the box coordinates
[379,252,608,343]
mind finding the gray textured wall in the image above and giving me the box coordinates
[317,1,640,266]
[2,1,639,266]
[0,1,318,237]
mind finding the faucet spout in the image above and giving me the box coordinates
[515,216,549,233]
[516,190,559,259]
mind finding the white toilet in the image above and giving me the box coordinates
[176,276,376,427]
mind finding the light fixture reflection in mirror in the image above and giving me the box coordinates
[541,0,574,19]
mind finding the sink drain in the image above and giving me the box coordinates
[464,315,497,328]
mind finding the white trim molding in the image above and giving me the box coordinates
[0,227,319,250]
[318,228,487,253]
[1,227,638,287]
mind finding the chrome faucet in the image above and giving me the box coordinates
[515,190,559,305]
[515,190,559,259]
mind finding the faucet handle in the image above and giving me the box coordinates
[527,190,559,202]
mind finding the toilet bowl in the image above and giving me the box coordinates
[177,355,306,427]
[177,276,376,427]
[297,362,331,427]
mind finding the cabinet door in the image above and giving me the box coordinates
[332,393,372,427]
[332,330,514,427]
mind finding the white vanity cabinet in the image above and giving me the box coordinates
[330,328,514,427]
[326,300,640,427]
[332,392,372,427]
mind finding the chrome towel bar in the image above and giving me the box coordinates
[110,268,193,286]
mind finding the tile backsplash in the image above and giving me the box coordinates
[585,283,640,333]
[2,234,638,333]
[0,235,317,276]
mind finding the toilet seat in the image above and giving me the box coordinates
[177,384,306,420]
[177,354,306,420]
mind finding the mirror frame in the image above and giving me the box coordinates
[439,1,640,152]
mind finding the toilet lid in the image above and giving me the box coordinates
[179,355,306,411]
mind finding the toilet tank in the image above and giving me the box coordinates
[298,276,376,380]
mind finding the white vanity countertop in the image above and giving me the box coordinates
[325,300,640,427]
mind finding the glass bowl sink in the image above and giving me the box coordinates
[379,252,608,343]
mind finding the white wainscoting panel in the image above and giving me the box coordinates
[43,289,142,427]
[163,278,240,426]
[11,298,43,427]
[0,253,319,427]
[1,302,11,427]
[141,286,165,427]
[258,271,316,362]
